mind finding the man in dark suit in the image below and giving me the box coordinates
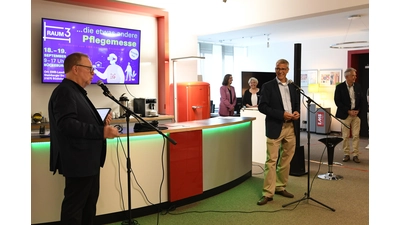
[256,59,300,206]
[334,67,363,163]
[48,52,120,225]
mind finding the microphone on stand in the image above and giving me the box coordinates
[97,80,113,97]
[288,79,303,91]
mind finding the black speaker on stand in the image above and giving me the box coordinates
[290,43,307,176]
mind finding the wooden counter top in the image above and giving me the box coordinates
[31,116,255,143]
[108,114,174,124]
[31,114,174,130]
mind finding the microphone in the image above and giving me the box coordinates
[97,80,113,97]
[288,79,302,91]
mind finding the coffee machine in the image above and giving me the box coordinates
[133,98,158,117]
[118,93,129,118]
[145,98,158,117]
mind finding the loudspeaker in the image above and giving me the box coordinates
[289,43,306,176]
[293,43,302,145]
[290,145,307,176]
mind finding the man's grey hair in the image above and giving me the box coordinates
[344,67,357,76]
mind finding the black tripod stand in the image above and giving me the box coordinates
[282,84,349,211]
[98,82,177,225]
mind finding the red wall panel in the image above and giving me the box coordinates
[168,130,203,202]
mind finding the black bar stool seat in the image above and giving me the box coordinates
[318,137,343,180]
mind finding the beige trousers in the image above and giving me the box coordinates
[262,122,295,197]
[341,115,361,156]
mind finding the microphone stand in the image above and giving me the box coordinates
[100,90,177,225]
[282,85,349,212]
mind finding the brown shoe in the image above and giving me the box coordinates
[343,155,350,162]
[353,156,360,163]
[257,196,273,205]
[275,190,294,198]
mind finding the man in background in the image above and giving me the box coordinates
[257,59,300,205]
[334,67,364,163]
[48,52,120,225]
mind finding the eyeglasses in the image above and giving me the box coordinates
[76,64,95,73]
[275,67,288,71]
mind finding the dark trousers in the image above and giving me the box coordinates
[60,174,100,225]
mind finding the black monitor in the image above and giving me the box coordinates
[241,71,276,96]
[234,97,243,116]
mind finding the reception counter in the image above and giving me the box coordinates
[240,109,266,164]
[31,116,254,224]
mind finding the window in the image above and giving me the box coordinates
[198,43,247,111]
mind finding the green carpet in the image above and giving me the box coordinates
[106,132,369,225]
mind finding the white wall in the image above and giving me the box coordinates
[31,0,159,119]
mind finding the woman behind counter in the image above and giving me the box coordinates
[219,74,237,116]
[242,77,260,108]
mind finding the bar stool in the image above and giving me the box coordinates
[317,137,343,180]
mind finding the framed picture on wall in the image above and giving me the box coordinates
[300,69,318,87]
[318,69,342,86]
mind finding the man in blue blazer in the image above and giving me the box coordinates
[48,52,120,225]
[334,67,363,163]
[257,59,300,206]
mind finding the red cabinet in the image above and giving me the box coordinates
[168,130,203,202]
[175,82,210,122]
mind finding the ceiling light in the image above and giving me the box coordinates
[330,14,369,49]
[330,41,369,49]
